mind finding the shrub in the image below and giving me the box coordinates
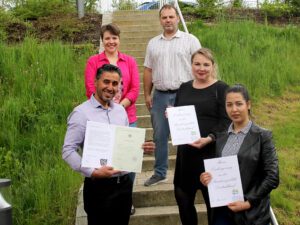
[261,1,293,19]
[12,0,75,20]
[112,0,137,10]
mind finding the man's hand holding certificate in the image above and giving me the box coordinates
[81,121,146,173]
[203,155,244,208]
[167,105,201,145]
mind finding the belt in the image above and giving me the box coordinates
[87,174,129,184]
[156,89,178,94]
[110,174,129,184]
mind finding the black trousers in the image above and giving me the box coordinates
[174,185,212,225]
[83,174,133,225]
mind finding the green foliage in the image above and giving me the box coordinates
[0,7,24,41]
[192,0,220,19]
[285,0,300,16]
[12,0,75,20]
[232,0,243,8]
[261,1,294,18]
[0,38,93,225]
[0,147,22,179]
[85,0,97,12]
[253,88,300,224]
[112,0,137,10]
[197,0,217,8]
[55,17,85,41]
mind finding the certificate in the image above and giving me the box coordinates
[167,105,201,145]
[204,155,244,208]
[81,121,146,173]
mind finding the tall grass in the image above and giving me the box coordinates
[189,20,300,100]
[253,87,300,225]
[0,38,94,225]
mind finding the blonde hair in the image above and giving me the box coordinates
[191,48,219,79]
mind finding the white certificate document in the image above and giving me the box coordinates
[81,121,146,173]
[204,155,244,208]
[167,105,201,145]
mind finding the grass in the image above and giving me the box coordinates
[253,86,300,225]
[0,38,94,225]
[189,20,300,101]
[0,20,299,225]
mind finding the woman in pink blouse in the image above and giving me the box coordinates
[84,23,140,215]
[85,23,140,126]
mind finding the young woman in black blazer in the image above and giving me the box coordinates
[198,84,279,225]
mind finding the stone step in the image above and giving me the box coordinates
[120,43,148,52]
[135,81,144,91]
[137,114,151,127]
[142,155,176,171]
[121,30,161,39]
[113,19,160,26]
[138,65,144,76]
[129,204,208,225]
[133,170,204,207]
[117,24,161,32]
[136,103,148,115]
[135,56,146,65]
[113,14,159,22]
[121,49,146,58]
[76,204,208,225]
[144,127,153,140]
[121,37,153,46]
[136,92,145,103]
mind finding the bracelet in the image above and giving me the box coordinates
[208,134,216,142]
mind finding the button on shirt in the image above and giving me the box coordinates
[144,30,201,91]
[62,95,129,177]
[222,121,252,157]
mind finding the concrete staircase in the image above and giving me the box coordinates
[76,10,208,225]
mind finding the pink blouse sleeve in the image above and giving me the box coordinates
[84,56,97,99]
[124,57,140,103]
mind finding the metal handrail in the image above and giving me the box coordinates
[174,0,189,33]
[270,206,279,225]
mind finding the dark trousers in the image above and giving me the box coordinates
[83,174,133,225]
[175,185,212,225]
[213,207,234,225]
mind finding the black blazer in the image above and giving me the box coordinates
[216,123,279,225]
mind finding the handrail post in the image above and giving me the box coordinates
[174,0,189,33]
[270,207,279,225]
[77,0,85,18]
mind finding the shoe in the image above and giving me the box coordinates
[144,175,168,186]
[130,205,135,215]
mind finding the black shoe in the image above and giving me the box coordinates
[130,205,135,215]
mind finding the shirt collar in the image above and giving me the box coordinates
[90,94,114,110]
[228,121,252,134]
[98,51,125,62]
[160,29,181,40]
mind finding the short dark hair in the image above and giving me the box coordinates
[96,64,122,80]
[225,84,250,102]
[100,23,120,40]
[159,4,179,17]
